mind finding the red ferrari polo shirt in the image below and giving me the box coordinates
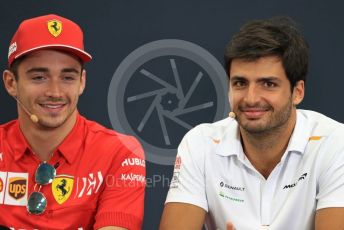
[0,114,145,230]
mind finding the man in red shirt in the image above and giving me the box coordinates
[0,14,145,229]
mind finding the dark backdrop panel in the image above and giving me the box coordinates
[1,1,343,229]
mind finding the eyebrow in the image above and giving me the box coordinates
[230,76,246,82]
[26,67,49,74]
[26,67,80,74]
[256,77,281,83]
[230,76,281,82]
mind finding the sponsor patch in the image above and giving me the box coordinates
[283,172,308,189]
[4,172,28,206]
[52,175,74,204]
[220,181,245,192]
[121,173,145,183]
[170,156,182,188]
[8,42,17,58]
[169,172,180,189]
[219,191,244,203]
[47,19,62,37]
[8,177,26,200]
[121,158,145,167]
[0,178,3,192]
[74,171,103,198]
[0,171,7,204]
[174,156,181,170]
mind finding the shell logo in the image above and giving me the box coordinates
[0,177,3,193]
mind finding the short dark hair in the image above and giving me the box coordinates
[224,16,308,89]
[9,56,24,81]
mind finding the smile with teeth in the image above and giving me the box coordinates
[39,104,65,109]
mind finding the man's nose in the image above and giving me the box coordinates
[244,85,260,105]
[45,79,62,98]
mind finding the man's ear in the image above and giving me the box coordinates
[3,70,18,97]
[292,80,305,106]
[78,69,86,96]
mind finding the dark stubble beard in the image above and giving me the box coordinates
[236,97,293,135]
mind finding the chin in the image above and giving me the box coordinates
[38,116,68,129]
[239,121,270,134]
[243,127,268,134]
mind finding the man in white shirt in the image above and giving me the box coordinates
[160,17,344,230]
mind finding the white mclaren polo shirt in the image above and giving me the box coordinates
[165,110,344,230]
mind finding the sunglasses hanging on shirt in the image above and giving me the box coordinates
[27,162,56,215]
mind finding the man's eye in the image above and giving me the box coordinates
[63,76,77,81]
[233,81,246,87]
[32,76,45,81]
[264,81,276,87]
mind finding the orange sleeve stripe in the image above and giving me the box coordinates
[309,136,322,141]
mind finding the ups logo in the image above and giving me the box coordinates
[8,177,27,200]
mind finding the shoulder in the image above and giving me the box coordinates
[81,116,143,158]
[178,117,236,160]
[300,110,344,158]
[299,110,344,137]
[184,117,235,141]
[0,119,17,132]
[0,119,18,141]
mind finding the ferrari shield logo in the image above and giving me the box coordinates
[47,20,62,37]
[52,175,73,204]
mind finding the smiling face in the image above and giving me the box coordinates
[229,56,304,135]
[4,49,86,130]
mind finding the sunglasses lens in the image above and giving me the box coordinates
[35,162,56,185]
[27,191,47,215]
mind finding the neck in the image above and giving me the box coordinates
[240,110,297,179]
[19,110,78,161]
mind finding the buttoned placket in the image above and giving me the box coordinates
[260,162,282,227]
[238,149,286,229]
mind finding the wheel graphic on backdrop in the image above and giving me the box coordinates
[108,39,229,165]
